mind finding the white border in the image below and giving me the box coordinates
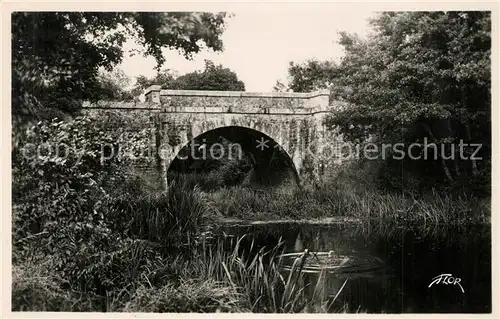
[1,1,498,318]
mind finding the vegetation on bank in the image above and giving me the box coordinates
[206,185,489,225]
[11,115,489,312]
[204,169,490,225]
[12,166,489,312]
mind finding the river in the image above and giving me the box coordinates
[214,221,491,313]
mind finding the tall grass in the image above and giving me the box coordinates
[108,179,211,249]
[205,182,489,225]
[189,236,348,313]
[16,235,349,313]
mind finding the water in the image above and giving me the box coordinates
[215,221,491,313]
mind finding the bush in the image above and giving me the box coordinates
[12,115,150,257]
[12,114,212,306]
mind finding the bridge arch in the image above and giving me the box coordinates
[166,126,300,188]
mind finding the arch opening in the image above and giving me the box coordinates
[167,126,300,190]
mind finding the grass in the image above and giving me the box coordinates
[120,236,338,313]
[204,181,490,225]
[12,259,107,312]
[122,279,243,313]
[112,236,351,313]
[109,180,211,249]
[194,235,342,313]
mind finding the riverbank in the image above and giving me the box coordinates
[13,215,491,313]
[12,177,490,312]
[218,216,362,225]
[204,184,490,226]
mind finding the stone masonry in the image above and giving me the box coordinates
[84,85,350,189]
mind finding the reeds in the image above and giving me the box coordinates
[192,235,349,313]
[204,181,489,225]
[109,179,211,248]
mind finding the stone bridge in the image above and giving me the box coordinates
[85,85,349,189]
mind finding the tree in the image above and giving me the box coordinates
[97,68,134,101]
[334,12,491,191]
[12,12,228,122]
[131,60,245,93]
[281,11,491,192]
[284,60,339,92]
[129,70,178,97]
[171,60,245,91]
[272,80,290,92]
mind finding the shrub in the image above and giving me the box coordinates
[12,114,151,257]
[11,114,212,303]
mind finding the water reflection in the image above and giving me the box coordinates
[216,222,491,313]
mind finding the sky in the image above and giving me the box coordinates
[119,9,375,92]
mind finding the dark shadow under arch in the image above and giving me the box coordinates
[167,126,300,189]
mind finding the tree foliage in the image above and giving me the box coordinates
[172,60,245,91]
[272,80,290,92]
[129,70,179,97]
[281,60,339,93]
[12,12,227,121]
[284,11,491,192]
[97,68,135,101]
[131,60,245,93]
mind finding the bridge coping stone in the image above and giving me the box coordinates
[155,89,329,99]
[144,85,331,110]
[145,84,327,97]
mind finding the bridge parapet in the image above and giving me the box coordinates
[144,85,330,111]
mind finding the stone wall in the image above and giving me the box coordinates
[82,102,163,187]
